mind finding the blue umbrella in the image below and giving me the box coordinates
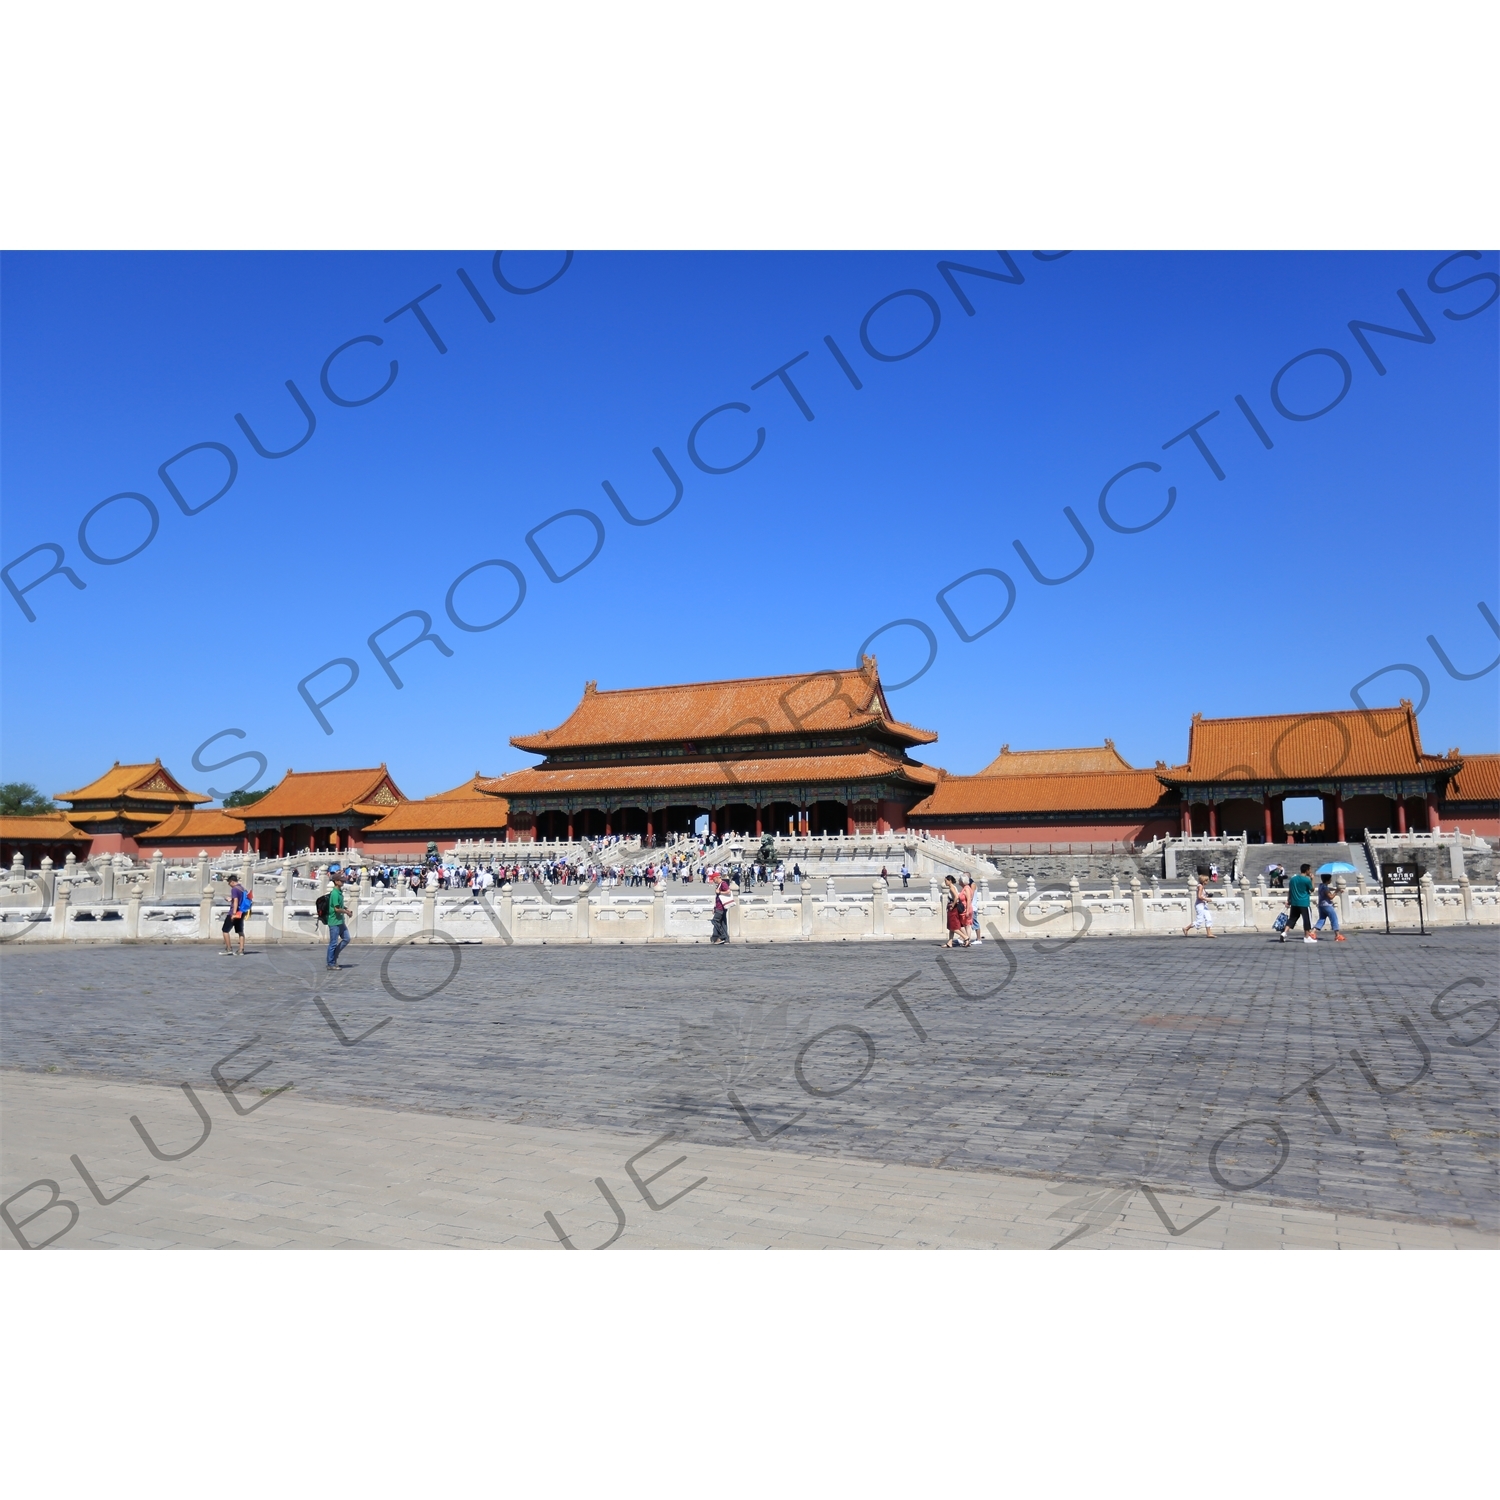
[1316,861,1357,874]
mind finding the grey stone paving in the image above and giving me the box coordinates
[2,928,1497,1231]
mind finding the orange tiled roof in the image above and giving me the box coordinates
[55,759,207,805]
[1160,703,1460,784]
[137,807,250,841]
[429,775,500,800]
[511,661,937,752]
[237,767,407,819]
[488,749,938,798]
[978,741,1133,776]
[0,812,92,841]
[362,795,511,834]
[1447,752,1500,804]
[910,769,1173,818]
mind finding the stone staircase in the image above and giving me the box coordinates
[1246,842,1376,883]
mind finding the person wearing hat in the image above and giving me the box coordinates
[325,871,351,968]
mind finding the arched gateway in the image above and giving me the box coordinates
[486,658,939,843]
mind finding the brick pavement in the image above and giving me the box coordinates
[2,930,1496,1248]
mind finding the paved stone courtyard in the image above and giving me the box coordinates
[3,929,1497,1249]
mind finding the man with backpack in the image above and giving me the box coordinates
[221,874,252,957]
[324,871,351,969]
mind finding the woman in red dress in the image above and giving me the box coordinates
[943,875,969,948]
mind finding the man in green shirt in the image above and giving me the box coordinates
[1279,862,1317,943]
[325,871,351,968]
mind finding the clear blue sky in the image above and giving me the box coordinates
[2,250,1496,803]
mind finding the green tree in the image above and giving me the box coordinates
[0,782,54,815]
[222,788,269,808]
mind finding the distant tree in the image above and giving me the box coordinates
[0,782,54,815]
[222,789,269,808]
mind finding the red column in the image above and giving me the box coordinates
[1426,795,1439,831]
[1208,803,1218,837]
[1263,798,1274,845]
[1180,804,1192,836]
[277,830,285,857]
[567,817,574,840]
[1395,799,1407,834]
[754,808,762,835]
[709,810,717,836]
[645,814,653,843]
[604,815,612,836]
[1335,796,1346,842]
[846,810,856,835]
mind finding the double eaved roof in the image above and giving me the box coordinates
[488,750,939,799]
[1159,703,1461,785]
[55,760,207,807]
[510,660,937,753]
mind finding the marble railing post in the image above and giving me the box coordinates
[1420,870,1437,926]
[195,852,210,895]
[100,859,115,903]
[801,880,815,938]
[872,878,886,937]
[1131,875,1145,934]
[1008,878,1020,934]
[1337,878,1351,929]
[1240,875,1254,929]
[149,851,165,901]
[1460,874,1474,924]
[199,882,215,939]
[52,878,70,939]
[1069,875,1084,933]
[38,856,55,907]
[576,894,592,943]
[125,883,142,940]
[421,888,436,938]
[270,874,286,943]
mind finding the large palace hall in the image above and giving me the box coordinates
[4,658,1496,865]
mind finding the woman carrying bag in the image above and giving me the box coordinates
[943,875,969,948]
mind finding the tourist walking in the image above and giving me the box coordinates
[965,875,982,944]
[943,875,969,947]
[711,874,733,944]
[1279,862,1317,943]
[900,863,910,888]
[221,875,251,956]
[1183,867,1217,937]
[325,871,351,968]
[1315,873,1346,941]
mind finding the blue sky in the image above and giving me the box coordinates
[2,250,1496,803]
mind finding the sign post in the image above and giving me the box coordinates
[1380,861,1424,935]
